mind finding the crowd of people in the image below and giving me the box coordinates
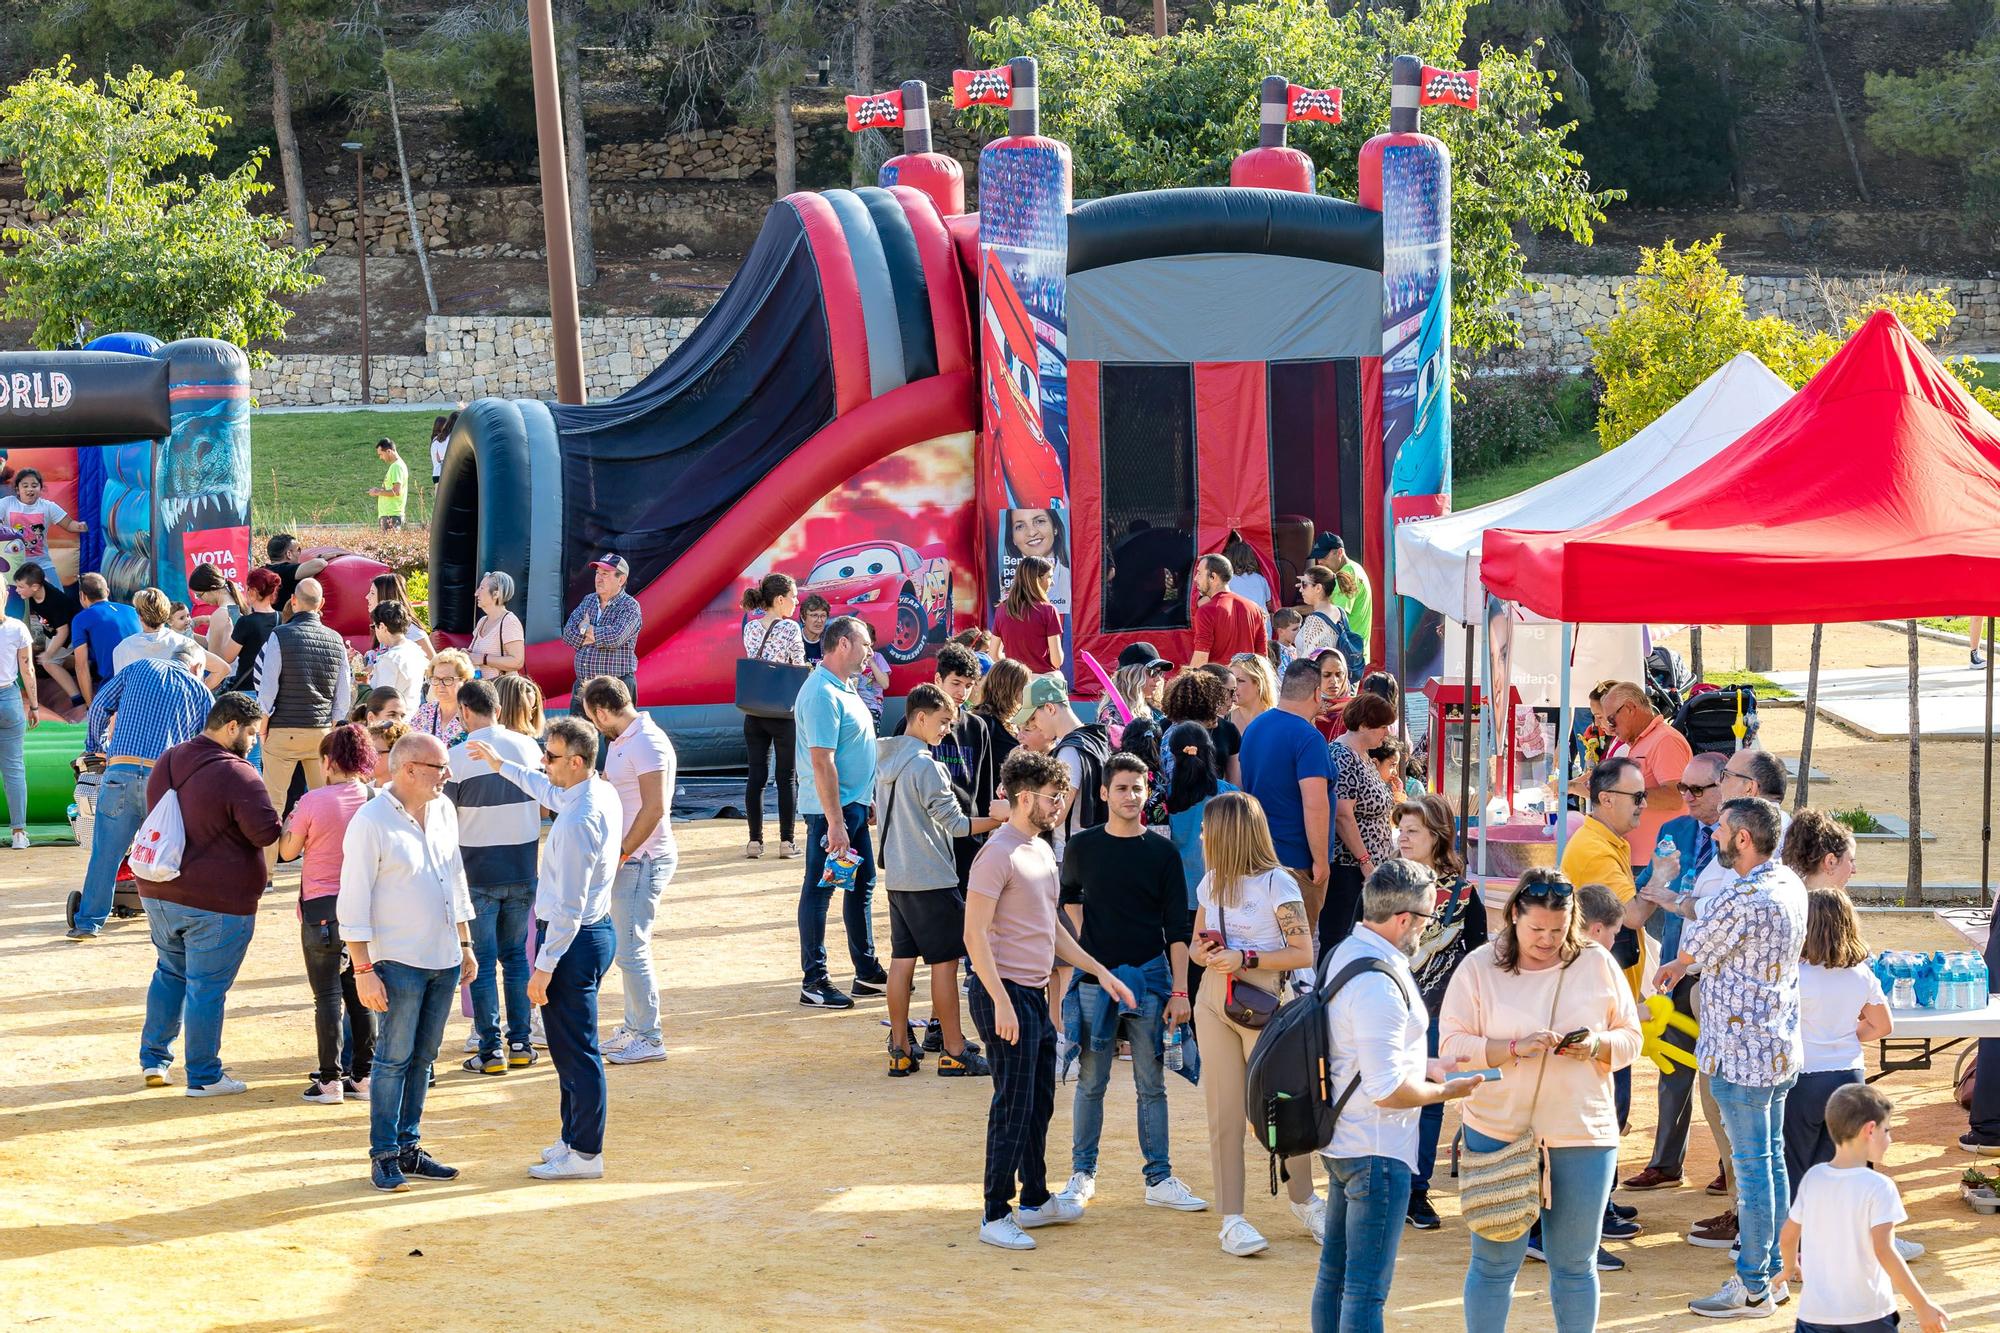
[2,514,1969,1327]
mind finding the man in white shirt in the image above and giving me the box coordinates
[339,733,477,1194]
[1316,860,1483,1331]
[581,675,677,1066]
[468,717,622,1180]
[368,601,428,714]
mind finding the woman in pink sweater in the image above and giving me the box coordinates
[1440,868,1642,1332]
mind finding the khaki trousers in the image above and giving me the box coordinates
[262,726,327,869]
[1195,974,1315,1215]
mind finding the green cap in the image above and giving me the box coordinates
[1010,674,1071,731]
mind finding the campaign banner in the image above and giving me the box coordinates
[182,523,251,586]
[1392,493,1449,526]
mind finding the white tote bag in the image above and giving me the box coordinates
[127,788,187,882]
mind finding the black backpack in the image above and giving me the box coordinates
[1676,685,1760,757]
[1243,956,1408,1194]
[1054,723,1111,835]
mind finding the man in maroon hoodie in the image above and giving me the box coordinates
[138,691,282,1096]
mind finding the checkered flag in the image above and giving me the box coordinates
[1285,84,1343,124]
[1418,65,1480,109]
[845,90,905,132]
[953,66,1013,108]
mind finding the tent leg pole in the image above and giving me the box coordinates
[1985,618,1995,907]
[1797,624,1822,811]
[1477,602,1492,893]
[1557,622,1574,864]
[1459,624,1475,860]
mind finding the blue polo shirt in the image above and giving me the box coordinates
[794,663,877,815]
[71,599,143,681]
[1239,707,1336,869]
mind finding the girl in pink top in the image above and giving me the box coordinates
[278,724,378,1104]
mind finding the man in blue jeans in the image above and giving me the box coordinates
[1658,797,1806,1320]
[1317,860,1483,1333]
[68,645,213,939]
[340,733,478,1193]
[445,680,543,1074]
[794,615,885,1009]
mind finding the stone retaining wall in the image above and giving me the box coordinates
[251,271,2000,405]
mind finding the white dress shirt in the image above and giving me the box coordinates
[337,789,475,970]
[1322,921,1428,1169]
[496,762,622,971]
[370,639,429,714]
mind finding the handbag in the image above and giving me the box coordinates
[1459,960,1570,1243]
[1957,1046,1979,1111]
[1219,900,1283,1030]
[735,617,810,719]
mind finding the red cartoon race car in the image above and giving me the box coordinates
[981,253,1067,509]
[800,541,953,665]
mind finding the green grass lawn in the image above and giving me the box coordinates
[1702,668,1794,700]
[250,410,440,533]
[1453,430,1601,510]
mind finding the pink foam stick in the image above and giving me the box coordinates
[1077,650,1133,727]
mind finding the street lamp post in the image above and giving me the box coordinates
[342,141,372,405]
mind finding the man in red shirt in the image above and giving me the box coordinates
[1187,554,1268,668]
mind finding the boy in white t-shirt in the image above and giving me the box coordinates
[1781,1083,1946,1333]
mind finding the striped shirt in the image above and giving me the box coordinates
[86,658,211,759]
[444,725,544,887]
[562,591,643,681]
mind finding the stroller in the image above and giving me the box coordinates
[68,757,145,923]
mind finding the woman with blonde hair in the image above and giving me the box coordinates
[494,673,546,739]
[992,555,1063,673]
[1112,662,1158,722]
[1189,791,1320,1257]
[411,648,473,746]
[1440,868,1642,1331]
[1226,652,1276,735]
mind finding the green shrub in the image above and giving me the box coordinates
[1455,371,1597,477]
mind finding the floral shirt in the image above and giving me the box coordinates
[1331,737,1395,866]
[1684,859,1807,1087]
[410,700,467,748]
[743,614,805,665]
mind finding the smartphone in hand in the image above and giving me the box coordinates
[1555,1028,1591,1051]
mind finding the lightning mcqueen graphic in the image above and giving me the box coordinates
[981,253,1068,509]
[799,540,954,665]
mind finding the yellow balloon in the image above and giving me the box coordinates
[1638,992,1701,1075]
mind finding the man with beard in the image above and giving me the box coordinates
[1313,859,1483,1330]
[136,691,282,1096]
[965,749,1136,1251]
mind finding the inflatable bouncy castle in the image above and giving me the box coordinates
[0,335,253,603]
[433,55,1462,765]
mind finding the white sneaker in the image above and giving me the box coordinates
[1291,1193,1328,1243]
[1219,1216,1269,1256]
[541,1139,569,1162]
[143,1065,171,1088]
[302,1078,344,1104]
[978,1215,1036,1250]
[1894,1236,1925,1262]
[1062,1171,1096,1205]
[600,1025,638,1054]
[10,830,27,850]
[606,1036,667,1065]
[1145,1176,1208,1211]
[186,1074,248,1098]
[462,1032,481,1053]
[1015,1195,1084,1228]
[1688,1274,1777,1319]
[528,1147,605,1180]
[1769,1279,1791,1307]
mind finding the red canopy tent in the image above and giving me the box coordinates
[1481,311,2000,623]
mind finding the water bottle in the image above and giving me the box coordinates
[1164,1024,1185,1072]
[819,847,861,892]
[1953,954,1972,1011]
[1891,953,1916,1009]
[1977,954,1992,1006]
[1942,954,1962,1012]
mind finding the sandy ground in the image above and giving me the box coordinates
[5,813,2000,1332]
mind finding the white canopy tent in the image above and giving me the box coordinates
[1396,353,1794,701]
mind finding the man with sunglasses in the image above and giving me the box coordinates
[468,718,622,1180]
[1596,681,1694,876]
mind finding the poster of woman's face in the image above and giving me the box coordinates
[1000,507,1071,613]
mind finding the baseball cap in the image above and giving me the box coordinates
[1010,674,1072,730]
[589,553,629,576]
[1116,641,1175,673]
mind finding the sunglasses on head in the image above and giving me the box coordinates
[1516,879,1575,907]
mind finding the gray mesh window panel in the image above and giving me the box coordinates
[1100,363,1196,632]
[1268,359,1348,561]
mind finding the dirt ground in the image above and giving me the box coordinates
[5,810,2000,1332]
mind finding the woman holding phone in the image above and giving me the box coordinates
[1189,792,1319,1258]
[1440,868,1642,1331]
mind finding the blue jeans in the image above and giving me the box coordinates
[1463,1127,1616,1332]
[1416,1014,1444,1189]
[611,853,674,1043]
[369,960,458,1160]
[1069,980,1171,1185]
[797,802,880,985]
[139,899,256,1087]
[1712,1073,1797,1296]
[76,762,150,933]
[468,880,536,1057]
[1312,1154,1411,1333]
[0,687,26,831]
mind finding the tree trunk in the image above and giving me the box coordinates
[1795,624,1822,810]
[1802,6,1871,203]
[851,0,877,187]
[1154,0,1169,36]
[557,9,596,289]
[1719,60,1745,206]
[384,69,438,315]
[268,32,314,252]
[1906,619,1922,905]
[774,92,797,198]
